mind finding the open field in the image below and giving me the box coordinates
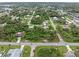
[35,46,67,57]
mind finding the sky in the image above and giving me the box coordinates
[0,0,79,2]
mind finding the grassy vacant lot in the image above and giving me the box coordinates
[22,26,59,43]
[35,46,67,57]
[56,24,79,42]
[70,46,79,57]
[22,46,31,57]
[0,45,20,56]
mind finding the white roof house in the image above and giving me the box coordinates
[7,49,21,57]
[35,15,40,18]
[29,25,34,29]
[0,23,7,27]
[42,20,49,29]
[0,53,2,57]
[53,17,58,20]
[27,15,30,17]
[61,17,65,19]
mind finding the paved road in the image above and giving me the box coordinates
[16,37,21,43]
[30,45,36,57]
[0,42,79,46]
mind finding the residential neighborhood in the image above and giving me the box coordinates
[0,2,79,57]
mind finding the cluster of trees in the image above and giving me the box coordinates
[0,8,34,41]
[0,12,57,42]
[48,10,61,17]
[23,26,57,42]
[0,15,11,24]
[10,8,32,17]
[0,8,58,42]
[35,9,49,20]
[31,9,49,25]
[0,19,29,42]
[57,25,79,42]
[31,16,44,25]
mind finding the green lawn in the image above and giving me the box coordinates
[70,46,79,57]
[35,46,67,57]
[22,46,31,57]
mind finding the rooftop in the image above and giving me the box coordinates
[7,49,21,57]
